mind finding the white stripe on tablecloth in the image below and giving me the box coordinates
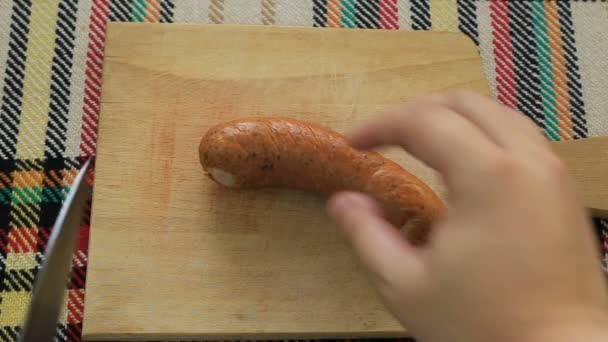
[224,0,262,25]
[275,0,313,26]
[476,0,497,99]
[0,0,14,88]
[173,0,210,24]
[572,1,608,137]
[397,0,412,30]
[63,0,92,158]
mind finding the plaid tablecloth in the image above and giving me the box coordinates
[0,0,606,341]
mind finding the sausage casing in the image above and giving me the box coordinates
[199,117,445,244]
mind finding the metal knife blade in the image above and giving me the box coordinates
[19,159,91,342]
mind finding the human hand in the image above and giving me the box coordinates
[327,91,608,342]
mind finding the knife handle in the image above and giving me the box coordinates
[550,136,608,218]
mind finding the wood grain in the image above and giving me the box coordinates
[82,22,608,341]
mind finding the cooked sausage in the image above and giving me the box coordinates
[199,117,445,244]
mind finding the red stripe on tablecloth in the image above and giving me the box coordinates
[70,262,86,288]
[66,323,82,341]
[36,225,49,250]
[7,227,38,253]
[379,0,398,29]
[80,0,110,157]
[0,229,7,251]
[491,0,517,110]
[67,289,85,323]
[70,2,110,340]
[78,220,90,251]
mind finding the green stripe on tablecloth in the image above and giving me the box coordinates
[0,188,11,204]
[341,0,356,28]
[532,0,559,141]
[41,186,68,202]
[132,0,147,22]
[10,187,42,205]
[9,186,67,204]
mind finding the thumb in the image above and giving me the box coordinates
[327,191,425,288]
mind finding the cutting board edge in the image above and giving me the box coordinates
[83,329,410,342]
[105,21,480,43]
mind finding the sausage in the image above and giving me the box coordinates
[199,117,445,244]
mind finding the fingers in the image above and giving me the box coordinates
[351,90,555,185]
[434,90,549,150]
[327,191,425,288]
[350,102,503,183]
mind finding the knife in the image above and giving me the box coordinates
[19,159,91,342]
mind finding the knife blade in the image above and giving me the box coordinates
[19,159,91,342]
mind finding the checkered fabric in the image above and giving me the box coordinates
[0,0,607,341]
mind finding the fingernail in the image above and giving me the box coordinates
[328,193,349,215]
[328,192,362,216]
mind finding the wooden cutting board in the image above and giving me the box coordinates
[83,23,488,341]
